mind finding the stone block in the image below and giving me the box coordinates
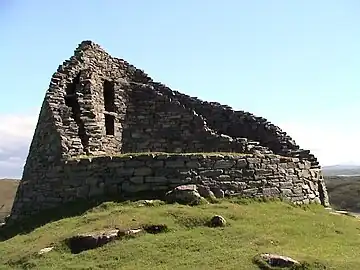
[186,161,201,168]
[122,182,150,193]
[280,189,292,196]
[145,176,168,183]
[229,170,243,178]
[262,187,280,196]
[218,175,231,181]
[199,169,223,177]
[134,167,153,176]
[165,160,186,168]
[214,159,236,169]
[125,160,145,168]
[235,159,247,168]
[115,168,134,177]
[129,176,144,184]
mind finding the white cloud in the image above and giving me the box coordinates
[0,110,38,178]
[0,109,358,179]
[278,122,360,166]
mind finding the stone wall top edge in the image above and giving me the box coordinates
[64,152,300,163]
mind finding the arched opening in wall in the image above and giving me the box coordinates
[64,74,89,151]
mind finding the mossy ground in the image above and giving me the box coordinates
[0,199,359,269]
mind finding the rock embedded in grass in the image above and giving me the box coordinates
[254,253,300,269]
[143,224,168,234]
[67,229,121,254]
[209,215,226,227]
[66,228,144,254]
[38,246,54,255]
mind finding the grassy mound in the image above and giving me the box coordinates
[0,199,359,269]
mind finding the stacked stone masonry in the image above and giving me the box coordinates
[11,153,325,220]
[9,41,329,222]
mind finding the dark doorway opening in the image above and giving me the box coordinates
[103,80,115,112]
[105,114,115,135]
[64,74,89,151]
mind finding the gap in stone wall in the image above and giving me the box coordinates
[103,80,115,136]
[64,74,89,152]
[103,80,115,112]
[105,114,115,135]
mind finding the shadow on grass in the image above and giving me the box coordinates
[0,191,166,241]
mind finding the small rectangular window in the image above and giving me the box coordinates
[105,114,115,135]
[103,80,115,112]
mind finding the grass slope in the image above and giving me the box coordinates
[1,199,360,270]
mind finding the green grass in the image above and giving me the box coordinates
[1,199,359,269]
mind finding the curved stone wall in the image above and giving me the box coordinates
[9,153,327,221]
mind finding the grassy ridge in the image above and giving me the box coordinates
[0,199,360,269]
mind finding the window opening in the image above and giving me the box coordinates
[103,80,115,112]
[105,114,115,135]
[64,74,89,150]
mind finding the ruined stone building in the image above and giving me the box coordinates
[9,41,329,222]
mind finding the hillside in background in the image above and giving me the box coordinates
[322,165,360,176]
[324,175,360,213]
[0,179,19,222]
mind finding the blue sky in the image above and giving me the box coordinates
[0,1,360,177]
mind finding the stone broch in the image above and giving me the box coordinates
[8,40,329,222]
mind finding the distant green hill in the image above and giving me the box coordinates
[0,179,19,222]
[324,175,360,212]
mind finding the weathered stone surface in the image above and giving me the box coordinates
[255,253,300,268]
[8,40,329,222]
[197,185,216,200]
[66,229,121,254]
[164,184,203,205]
[38,247,54,255]
[211,187,225,198]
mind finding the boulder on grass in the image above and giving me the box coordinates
[254,253,300,269]
[197,185,217,200]
[209,215,226,227]
[165,184,205,205]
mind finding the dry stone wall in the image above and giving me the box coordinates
[8,40,329,222]
[9,153,325,220]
